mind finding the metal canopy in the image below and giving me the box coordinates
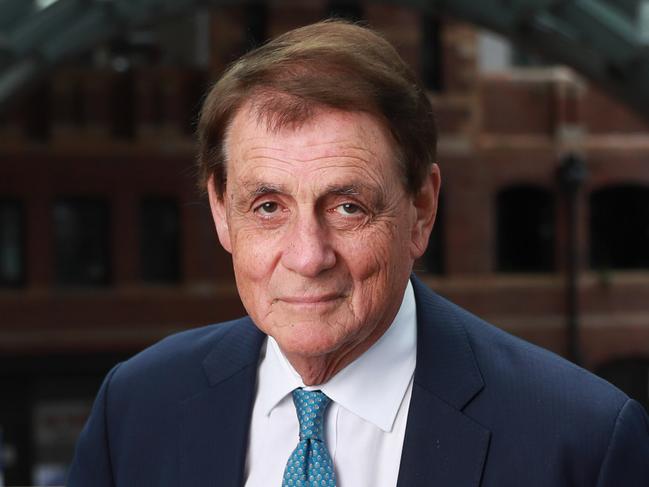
[1,0,649,120]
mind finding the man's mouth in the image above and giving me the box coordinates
[279,293,344,304]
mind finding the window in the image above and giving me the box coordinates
[110,71,135,139]
[597,358,649,412]
[478,30,512,73]
[423,192,444,274]
[140,197,181,283]
[244,3,269,49]
[53,198,111,286]
[327,1,363,21]
[511,48,550,68]
[421,14,443,91]
[0,352,134,485]
[590,185,649,270]
[496,185,555,272]
[0,200,25,287]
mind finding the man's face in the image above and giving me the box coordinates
[209,103,438,376]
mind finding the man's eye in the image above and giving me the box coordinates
[335,203,362,215]
[256,201,279,215]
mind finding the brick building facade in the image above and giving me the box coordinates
[1,2,648,483]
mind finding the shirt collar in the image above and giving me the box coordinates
[258,280,417,432]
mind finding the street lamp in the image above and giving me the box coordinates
[557,153,588,365]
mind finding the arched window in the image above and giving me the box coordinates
[597,358,649,412]
[496,185,555,272]
[590,185,649,270]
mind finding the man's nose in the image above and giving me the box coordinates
[281,212,336,277]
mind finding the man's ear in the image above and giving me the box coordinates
[410,163,441,259]
[207,175,232,254]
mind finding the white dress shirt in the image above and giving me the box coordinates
[244,281,417,487]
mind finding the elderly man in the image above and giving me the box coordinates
[68,20,649,486]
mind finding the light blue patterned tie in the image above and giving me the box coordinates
[282,389,337,487]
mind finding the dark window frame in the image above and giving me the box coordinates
[420,13,444,92]
[496,184,556,273]
[596,357,649,413]
[327,1,364,22]
[53,197,112,287]
[0,198,26,288]
[590,184,649,271]
[422,190,445,275]
[139,196,182,284]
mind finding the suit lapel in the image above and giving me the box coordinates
[397,384,491,486]
[179,319,265,486]
[397,277,491,486]
[177,279,491,486]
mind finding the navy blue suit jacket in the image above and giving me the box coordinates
[68,277,649,486]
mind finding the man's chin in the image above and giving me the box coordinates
[272,325,346,359]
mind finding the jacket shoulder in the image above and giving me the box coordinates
[109,317,261,403]
[412,277,647,484]
[446,290,628,411]
[412,275,628,409]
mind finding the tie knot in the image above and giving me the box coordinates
[292,389,330,441]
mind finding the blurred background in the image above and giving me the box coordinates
[1,0,649,484]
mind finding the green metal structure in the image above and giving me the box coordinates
[1,0,649,119]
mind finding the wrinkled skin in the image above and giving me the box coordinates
[208,102,440,385]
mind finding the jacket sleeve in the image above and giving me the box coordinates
[67,364,122,487]
[596,398,649,487]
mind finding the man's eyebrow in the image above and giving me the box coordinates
[324,184,364,196]
[243,183,286,198]
[324,183,386,208]
[238,181,385,206]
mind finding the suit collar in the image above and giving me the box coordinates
[202,317,265,386]
[183,280,491,485]
[396,275,490,487]
[180,318,265,485]
[259,280,417,433]
[411,275,484,409]
[198,278,485,409]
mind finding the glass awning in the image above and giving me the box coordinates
[1,0,649,120]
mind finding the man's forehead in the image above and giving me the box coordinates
[225,97,393,153]
[220,97,405,198]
